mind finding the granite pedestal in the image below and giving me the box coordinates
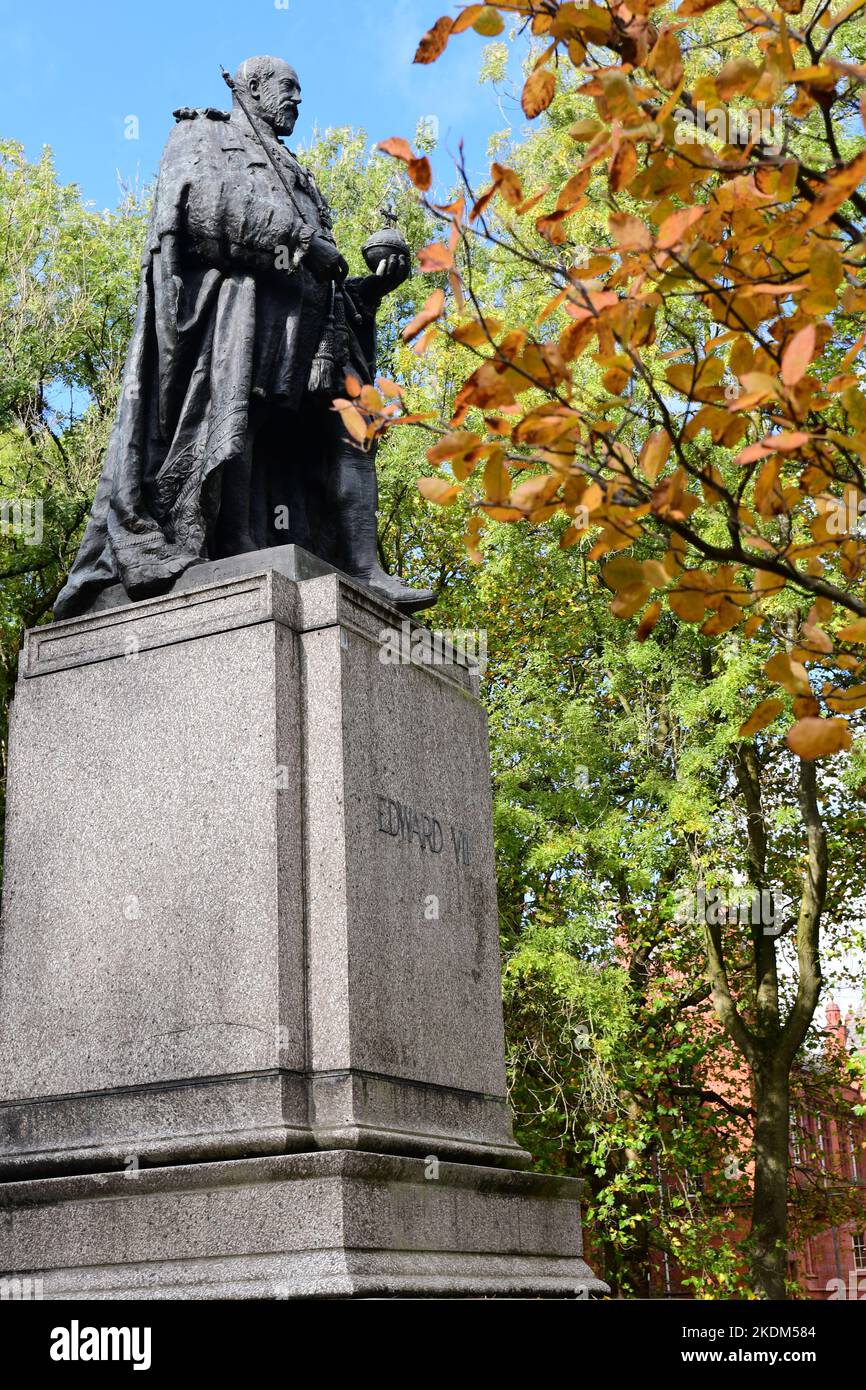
[0,549,602,1297]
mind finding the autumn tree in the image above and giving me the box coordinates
[367,0,866,1299]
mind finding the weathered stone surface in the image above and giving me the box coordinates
[0,553,524,1174]
[0,1151,605,1299]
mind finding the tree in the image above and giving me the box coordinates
[0,141,146,858]
[370,0,866,1299]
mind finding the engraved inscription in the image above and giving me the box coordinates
[376,795,470,864]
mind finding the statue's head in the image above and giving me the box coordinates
[234,56,301,138]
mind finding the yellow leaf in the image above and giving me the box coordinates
[473,6,504,36]
[764,652,811,695]
[701,599,743,635]
[570,118,604,142]
[483,450,511,505]
[642,559,670,589]
[647,29,684,90]
[451,316,503,347]
[603,556,643,592]
[611,583,652,618]
[669,585,707,623]
[825,683,866,712]
[639,430,672,483]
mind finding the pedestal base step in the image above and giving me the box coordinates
[0,1150,606,1300]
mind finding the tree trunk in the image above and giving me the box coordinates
[751,1056,790,1299]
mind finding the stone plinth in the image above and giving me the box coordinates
[0,550,602,1298]
[0,557,522,1174]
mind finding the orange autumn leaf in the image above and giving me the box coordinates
[377,136,414,163]
[408,157,432,191]
[522,68,556,119]
[610,213,652,251]
[837,618,866,642]
[403,289,445,342]
[426,429,481,465]
[635,601,662,641]
[402,0,866,692]
[609,142,638,193]
[451,4,486,34]
[785,717,852,760]
[781,325,816,387]
[417,475,460,505]
[483,450,511,505]
[335,403,370,445]
[417,243,455,273]
[800,149,866,231]
[646,29,684,89]
[492,162,524,207]
[414,15,453,64]
[738,698,785,737]
[657,206,705,250]
[639,430,672,483]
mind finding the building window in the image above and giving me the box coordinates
[815,1122,826,1171]
[682,1169,702,1199]
[853,1232,866,1272]
[848,1123,861,1183]
[801,1236,815,1277]
[790,1111,804,1165]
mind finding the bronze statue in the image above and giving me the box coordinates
[54,55,434,619]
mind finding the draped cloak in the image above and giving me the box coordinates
[54,106,379,620]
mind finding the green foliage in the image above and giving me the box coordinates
[0,140,146,850]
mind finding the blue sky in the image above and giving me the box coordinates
[0,0,521,209]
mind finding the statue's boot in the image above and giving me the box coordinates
[333,453,436,614]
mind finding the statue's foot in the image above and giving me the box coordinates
[351,565,437,614]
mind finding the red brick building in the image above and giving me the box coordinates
[788,1002,866,1300]
[633,999,866,1299]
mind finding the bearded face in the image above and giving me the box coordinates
[238,58,302,138]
